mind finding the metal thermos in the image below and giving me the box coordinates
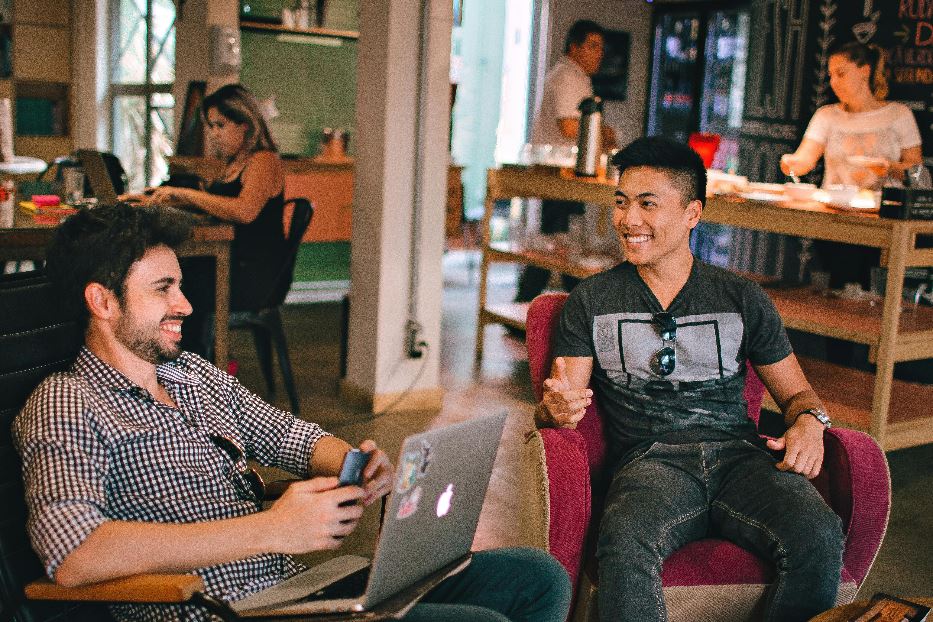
[574,96,603,177]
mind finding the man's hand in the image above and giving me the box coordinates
[118,187,192,206]
[358,439,394,505]
[264,477,365,553]
[537,357,592,429]
[765,414,825,479]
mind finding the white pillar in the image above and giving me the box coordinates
[71,0,109,149]
[343,0,452,411]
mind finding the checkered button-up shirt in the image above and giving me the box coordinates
[14,347,331,621]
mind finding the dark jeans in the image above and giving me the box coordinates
[405,547,571,621]
[596,441,843,622]
[515,200,584,303]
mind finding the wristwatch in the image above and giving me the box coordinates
[797,408,832,429]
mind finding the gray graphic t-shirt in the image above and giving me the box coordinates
[555,261,792,461]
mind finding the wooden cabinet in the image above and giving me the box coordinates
[170,157,464,245]
[283,159,353,243]
[478,166,933,450]
[3,0,73,162]
[168,156,354,243]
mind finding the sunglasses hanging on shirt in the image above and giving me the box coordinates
[651,312,677,377]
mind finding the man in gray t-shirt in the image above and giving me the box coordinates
[536,137,844,622]
[556,260,791,463]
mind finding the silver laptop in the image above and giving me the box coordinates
[75,150,122,206]
[231,412,508,617]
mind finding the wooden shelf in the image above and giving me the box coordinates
[481,302,530,331]
[240,19,359,40]
[764,285,933,358]
[478,166,933,450]
[763,356,933,450]
[487,242,618,281]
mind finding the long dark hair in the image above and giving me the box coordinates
[830,42,889,100]
[201,84,278,159]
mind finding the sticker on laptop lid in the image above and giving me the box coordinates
[418,441,432,477]
[397,485,422,519]
[397,450,421,493]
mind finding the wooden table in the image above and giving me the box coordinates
[478,165,933,450]
[808,597,933,621]
[0,207,235,368]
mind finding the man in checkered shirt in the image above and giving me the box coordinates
[13,204,571,622]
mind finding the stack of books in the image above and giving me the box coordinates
[18,195,77,224]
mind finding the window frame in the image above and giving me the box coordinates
[108,0,175,189]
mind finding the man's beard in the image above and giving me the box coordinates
[115,312,184,365]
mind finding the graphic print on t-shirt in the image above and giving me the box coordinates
[593,312,744,384]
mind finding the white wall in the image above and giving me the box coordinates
[546,0,652,148]
[71,0,109,149]
[174,0,239,140]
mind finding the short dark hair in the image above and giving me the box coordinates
[564,20,604,53]
[46,204,191,325]
[611,136,707,206]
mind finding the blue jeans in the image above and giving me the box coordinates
[596,441,843,622]
[405,547,571,622]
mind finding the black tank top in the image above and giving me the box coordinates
[207,166,287,310]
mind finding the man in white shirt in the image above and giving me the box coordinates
[531,20,607,148]
[518,20,616,303]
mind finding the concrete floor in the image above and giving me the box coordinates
[233,250,932,602]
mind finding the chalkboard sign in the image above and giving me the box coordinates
[810,0,933,159]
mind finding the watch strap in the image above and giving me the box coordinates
[797,408,832,429]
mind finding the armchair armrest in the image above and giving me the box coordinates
[539,427,592,583]
[25,574,205,603]
[817,428,891,585]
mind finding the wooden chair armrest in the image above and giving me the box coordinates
[25,574,205,603]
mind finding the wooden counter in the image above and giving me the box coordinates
[168,156,353,243]
[478,165,933,450]
[170,157,465,244]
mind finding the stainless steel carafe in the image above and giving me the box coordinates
[574,96,603,177]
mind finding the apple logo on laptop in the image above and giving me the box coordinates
[436,484,454,517]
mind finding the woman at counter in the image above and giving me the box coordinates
[780,42,922,189]
[122,83,287,355]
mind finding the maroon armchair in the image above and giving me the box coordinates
[526,293,891,622]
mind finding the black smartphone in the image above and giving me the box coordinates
[338,449,372,487]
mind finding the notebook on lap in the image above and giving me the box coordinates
[231,412,508,618]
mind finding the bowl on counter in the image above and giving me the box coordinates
[783,182,817,201]
[814,184,859,207]
[707,169,749,195]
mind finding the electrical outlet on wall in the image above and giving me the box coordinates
[210,25,241,75]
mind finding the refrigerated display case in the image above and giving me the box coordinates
[646,5,749,170]
[646,4,750,267]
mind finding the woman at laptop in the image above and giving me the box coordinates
[121,83,287,355]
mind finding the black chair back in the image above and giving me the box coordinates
[262,198,314,309]
[0,272,103,621]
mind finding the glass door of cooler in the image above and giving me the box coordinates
[646,12,702,144]
[698,10,749,171]
[646,6,749,166]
